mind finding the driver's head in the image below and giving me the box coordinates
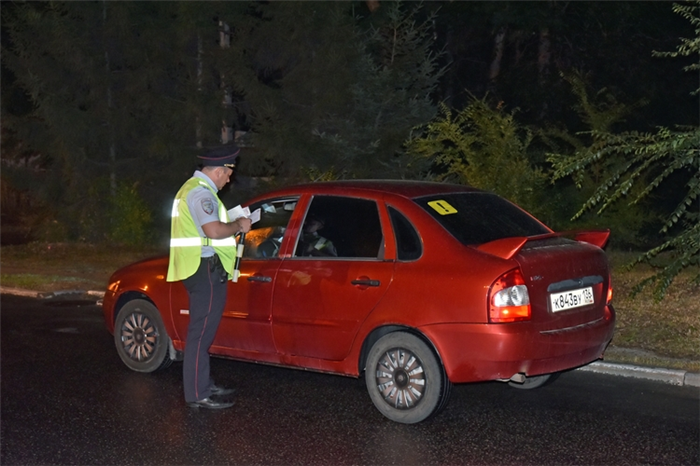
[304,215,324,233]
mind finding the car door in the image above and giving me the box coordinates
[211,197,299,357]
[271,195,394,361]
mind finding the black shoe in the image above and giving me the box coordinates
[187,397,234,409]
[210,384,235,396]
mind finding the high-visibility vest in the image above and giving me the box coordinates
[166,177,236,282]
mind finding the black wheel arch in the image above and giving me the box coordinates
[112,291,153,324]
[358,325,446,378]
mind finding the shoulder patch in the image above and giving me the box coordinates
[201,198,215,215]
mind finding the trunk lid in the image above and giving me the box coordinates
[515,236,611,331]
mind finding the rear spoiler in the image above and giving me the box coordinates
[475,229,611,260]
[569,229,611,249]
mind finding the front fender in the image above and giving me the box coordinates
[102,255,174,338]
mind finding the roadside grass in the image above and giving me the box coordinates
[1,242,698,371]
[605,250,700,372]
[0,242,167,293]
[3,273,87,290]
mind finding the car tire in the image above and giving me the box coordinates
[508,373,558,389]
[365,332,451,424]
[114,299,172,373]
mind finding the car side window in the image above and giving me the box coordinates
[241,198,298,259]
[294,196,383,259]
[388,206,422,261]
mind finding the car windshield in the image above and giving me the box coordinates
[414,192,550,246]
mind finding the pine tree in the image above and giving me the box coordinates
[217,1,445,181]
[3,2,123,240]
[3,1,446,239]
[1,2,243,241]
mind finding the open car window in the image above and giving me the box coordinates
[414,192,550,246]
[294,195,383,259]
[242,197,299,259]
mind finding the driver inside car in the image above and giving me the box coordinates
[298,214,337,257]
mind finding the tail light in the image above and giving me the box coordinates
[604,274,614,320]
[488,268,531,323]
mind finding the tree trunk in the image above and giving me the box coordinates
[537,27,551,120]
[103,0,117,196]
[538,27,551,83]
[489,26,507,83]
[512,30,526,67]
[196,33,203,149]
[220,21,233,144]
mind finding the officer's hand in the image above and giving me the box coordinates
[236,217,252,234]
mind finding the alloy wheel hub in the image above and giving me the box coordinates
[120,312,157,361]
[375,348,426,409]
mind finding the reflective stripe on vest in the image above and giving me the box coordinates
[170,237,237,247]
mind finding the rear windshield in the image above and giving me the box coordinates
[414,192,550,245]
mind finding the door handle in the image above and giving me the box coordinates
[247,275,272,283]
[351,279,380,287]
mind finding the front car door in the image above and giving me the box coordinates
[211,197,299,359]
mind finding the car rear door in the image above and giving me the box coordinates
[271,195,394,361]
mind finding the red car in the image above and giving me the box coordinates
[103,180,615,424]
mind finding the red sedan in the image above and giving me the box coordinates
[103,180,615,424]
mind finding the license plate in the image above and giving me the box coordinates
[550,287,594,312]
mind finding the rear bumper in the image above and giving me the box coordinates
[421,305,615,383]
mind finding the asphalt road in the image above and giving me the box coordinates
[1,294,698,466]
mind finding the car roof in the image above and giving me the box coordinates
[262,180,482,200]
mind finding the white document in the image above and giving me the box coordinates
[227,205,261,224]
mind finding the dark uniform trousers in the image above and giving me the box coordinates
[182,255,228,403]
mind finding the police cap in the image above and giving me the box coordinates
[198,145,240,169]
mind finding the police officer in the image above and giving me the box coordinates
[166,145,252,409]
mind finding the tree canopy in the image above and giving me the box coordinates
[2,0,696,298]
[2,1,446,241]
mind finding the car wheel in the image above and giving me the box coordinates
[114,299,172,373]
[508,373,557,389]
[365,332,451,424]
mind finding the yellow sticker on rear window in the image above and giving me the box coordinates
[427,200,458,215]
